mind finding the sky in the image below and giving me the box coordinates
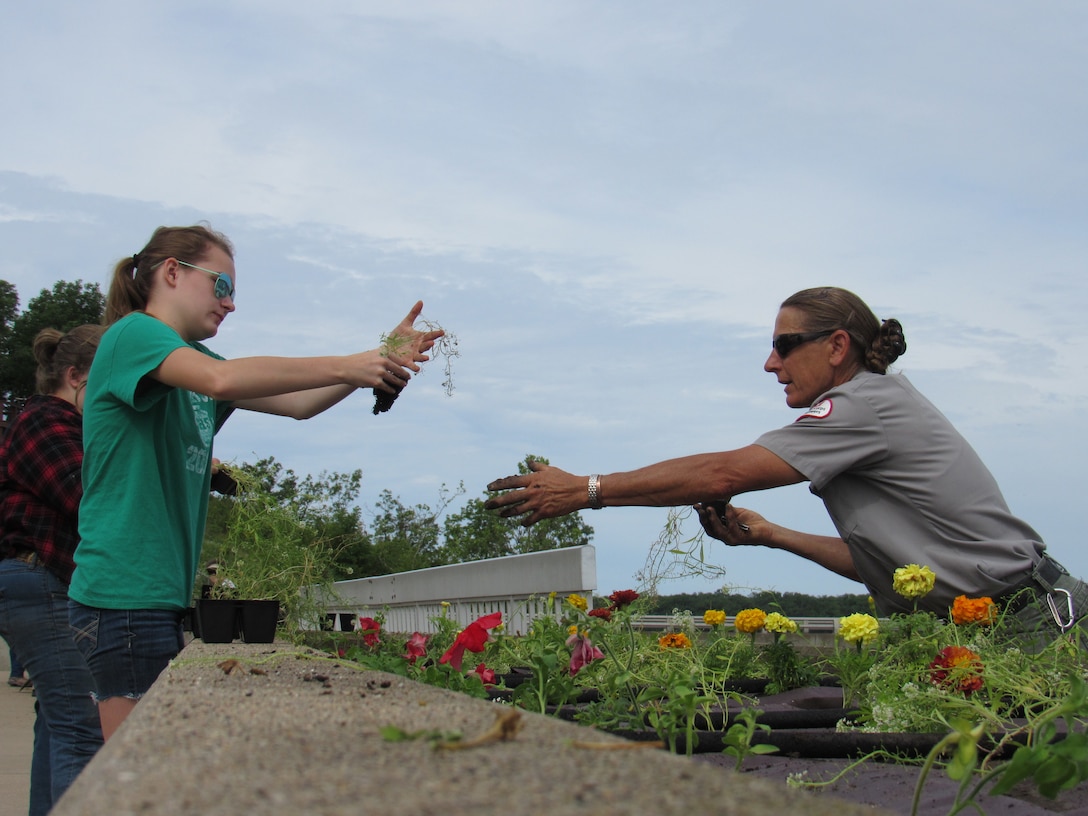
[2,2,1086,601]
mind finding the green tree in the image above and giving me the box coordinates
[0,281,17,356]
[442,454,594,562]
[0,281,19,428]
[367,489,445,575]
[0,279,105,403]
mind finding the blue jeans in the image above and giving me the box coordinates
[0,559,103,816]
[68,602,186,700]
[9,644,26,678]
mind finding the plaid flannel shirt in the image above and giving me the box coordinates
[0,394,84,583]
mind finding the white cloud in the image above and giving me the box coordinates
[2,1,1086,593]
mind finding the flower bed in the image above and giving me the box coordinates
[317,572,1088,814]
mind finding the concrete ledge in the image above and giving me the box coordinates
[52,640,885,815]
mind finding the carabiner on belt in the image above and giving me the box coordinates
[1046,588,1076,632]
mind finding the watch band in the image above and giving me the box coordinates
[587,474,603,509]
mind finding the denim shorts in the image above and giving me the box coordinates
[68,602,186,701]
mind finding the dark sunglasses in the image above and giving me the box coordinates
[772,329,834,358]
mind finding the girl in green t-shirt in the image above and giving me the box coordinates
[69,224,443,741]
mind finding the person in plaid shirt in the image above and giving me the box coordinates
[0,324,105,816]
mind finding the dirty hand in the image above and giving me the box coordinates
[485,461,580,526]
[693,501,765,546]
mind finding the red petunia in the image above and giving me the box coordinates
[472,663,496,685]
[588,607,612,622]
[358,616,381,648]
[439,611,503,671]
[566,632,605,676]
[608,589,640,610]
[929,645,984,695]
[404,632,429,664]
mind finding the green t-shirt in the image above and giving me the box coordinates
[70,313,233,611]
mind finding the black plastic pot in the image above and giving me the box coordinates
[240,600,280,643]
[196,599,239,644]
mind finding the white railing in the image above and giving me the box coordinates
[322,545,597,635]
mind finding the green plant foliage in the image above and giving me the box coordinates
[721,708,779,771]
[205,464,346,634]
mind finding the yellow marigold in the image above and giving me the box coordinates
[658,632,692,650]
[568,624,579,636]
[566,594,588,612]
[764,612,798,635]
[734,608,767,634]
[703,609,727,627]
[838,613,880,645]
[892,564,936,600]
[951,595,997,626]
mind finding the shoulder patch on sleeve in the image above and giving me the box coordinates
[797,398,833,420]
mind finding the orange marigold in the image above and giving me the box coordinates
[950,595,997,625]
[658,632,692,650]
[929,645,984,695]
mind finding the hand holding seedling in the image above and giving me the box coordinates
[372,301,457,414]
[694,500,763,545]
[381,300,445,370]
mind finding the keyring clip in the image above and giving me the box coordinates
[1046,588,1076,632]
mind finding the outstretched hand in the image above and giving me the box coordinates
[484,460,580,527]
[384,300,444,372]
[693,501,767,546]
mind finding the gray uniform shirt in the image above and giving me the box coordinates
[755,370,1044,614]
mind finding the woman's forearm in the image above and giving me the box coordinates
[762,524,861,582]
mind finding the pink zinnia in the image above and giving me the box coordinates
[404,632,429,664]
[566,632,605,676]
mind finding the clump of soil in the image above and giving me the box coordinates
[370,317,458,416]
[372,386,403,415]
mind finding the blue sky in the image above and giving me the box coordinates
[3,2,1086,600]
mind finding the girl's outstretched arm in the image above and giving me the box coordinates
[151,302,443,419]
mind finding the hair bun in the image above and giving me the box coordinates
[881,318,907,357]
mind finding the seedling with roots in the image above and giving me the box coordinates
[373,317,459,415]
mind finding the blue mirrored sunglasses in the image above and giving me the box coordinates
[177,260,236,300]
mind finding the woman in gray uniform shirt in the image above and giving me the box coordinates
[484,286,1087,639]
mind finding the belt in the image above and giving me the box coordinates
[996,555,1073,624]
[6,550,41,566]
